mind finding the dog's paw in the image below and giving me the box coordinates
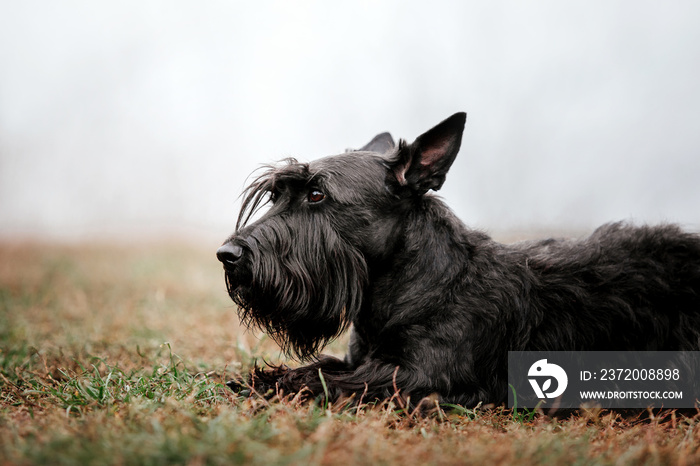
[250,364,291,397]
[225,379,251,397]
[225,365,292,399]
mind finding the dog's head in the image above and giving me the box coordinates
[218,112,467,360]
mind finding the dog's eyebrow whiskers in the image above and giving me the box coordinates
[237,159,321,230]
[236,174,273,230]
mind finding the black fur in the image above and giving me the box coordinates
[217,112,700,406]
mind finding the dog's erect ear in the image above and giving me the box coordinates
[389,112,466,194]
[355,132,396,154]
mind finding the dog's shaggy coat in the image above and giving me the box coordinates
[217,113,700,406]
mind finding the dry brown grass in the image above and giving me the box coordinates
[1,241,699,465]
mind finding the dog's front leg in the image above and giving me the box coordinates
[242,357,415,405]
[232,355,350,399]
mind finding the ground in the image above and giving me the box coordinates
[1,241,698,465]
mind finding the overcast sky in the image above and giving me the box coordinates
[1,1,699,242]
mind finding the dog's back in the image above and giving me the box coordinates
[509,222,700,351]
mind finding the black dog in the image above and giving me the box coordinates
[217,112,700,406]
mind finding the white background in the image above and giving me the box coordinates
[1,1,699,242]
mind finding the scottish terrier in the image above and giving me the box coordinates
[217,112,700,407]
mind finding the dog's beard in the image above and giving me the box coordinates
[225,220,367,361]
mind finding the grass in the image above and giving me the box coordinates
[1,241,700,465]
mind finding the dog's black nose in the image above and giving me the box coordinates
[217,242,244,266]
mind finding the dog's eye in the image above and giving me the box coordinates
[308,189,325,203]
